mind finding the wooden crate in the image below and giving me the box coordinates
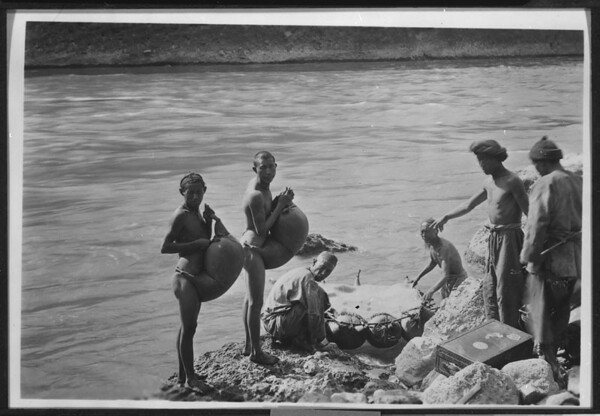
[435,319,534,377]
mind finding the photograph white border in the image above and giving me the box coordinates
[7,8,592,410]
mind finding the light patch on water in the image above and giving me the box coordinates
[326,282,423,319]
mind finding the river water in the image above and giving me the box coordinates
[20,57,583,401]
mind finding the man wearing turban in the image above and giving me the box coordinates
[520,137,582,384]
[432,139,529,329]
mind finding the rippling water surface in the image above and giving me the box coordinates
[20,57,583,400]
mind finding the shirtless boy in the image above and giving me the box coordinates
[241,151,294,365]
[411,218,468,301]
[432,140,529,328]
[161,172,229,391]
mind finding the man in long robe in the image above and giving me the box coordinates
[520,136,582,383]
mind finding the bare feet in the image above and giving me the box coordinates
[185,378,213,394]
[249,351,279,365]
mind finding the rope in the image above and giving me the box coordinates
[325,303,439,330]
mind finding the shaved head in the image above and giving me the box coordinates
[253,151,276,167]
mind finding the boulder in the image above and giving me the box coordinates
[518,383,547,405]
[361,379,404,396]
[422,276,486,343]
[420,370,446,391]
[501,358,560,403]
[463,227,490,270]
[394,336,437,386]
[297,233,357,256]
[422,362,519,405]
[394,276,487,387]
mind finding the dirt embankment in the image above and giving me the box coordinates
[25,23,583,68]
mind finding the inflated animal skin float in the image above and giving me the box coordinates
[194,234,246,302]
[324,280,435,350]
[261,203,310,270]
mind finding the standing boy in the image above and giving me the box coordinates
[432,140,529,328]
[241,151,294,365]
[411,218,469,300]
[161,172,229,392]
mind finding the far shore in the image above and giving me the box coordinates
[25,23,583,69]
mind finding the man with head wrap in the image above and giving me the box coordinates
[520,136,582,384]
[261,251,341,354]
[432,140,529,329]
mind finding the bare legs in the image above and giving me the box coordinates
[242,247,279,365]
[173,275,212,392]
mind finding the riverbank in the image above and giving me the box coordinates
[150,277,581,406]
[25,23,583,68]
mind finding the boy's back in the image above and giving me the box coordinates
[429,236,467,278]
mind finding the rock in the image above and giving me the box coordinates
[502,359,560,403]
[252,382,273,395]
[372,389,422,404]
[519,384,548,405]
[463,227,490,270]
[297,233,357,256]
[303,359,320,375]
[567,366,580,396]
[422,362,519,405]
[297,390,332,403]
[361,379,402,396]
[394,277,487,387]
[215,386,246,402]
[538,391,580,406]
[330,392,368,403]
[420,370,446,391]
[394,336,437,386]
[363,368,390,380]
[422,276,486,343]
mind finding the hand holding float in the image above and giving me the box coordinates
[183,208,244,302]
[258,188,309,270]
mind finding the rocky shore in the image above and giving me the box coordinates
[149,155,583,406]
[25,23,583,68]
[151,276,581,406]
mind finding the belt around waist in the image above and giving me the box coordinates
[485,223,522,232]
